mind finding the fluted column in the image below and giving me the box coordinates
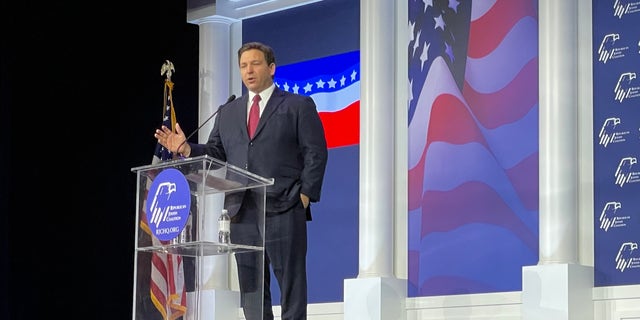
[358,0,395,280]
[184,14,240,320]
[522,0,593,319]
[344,0,406,318]
[538,0,579,266]
[190,16,236,142]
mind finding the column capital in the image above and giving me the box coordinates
[188,14,238,26]
[187,0,320,22]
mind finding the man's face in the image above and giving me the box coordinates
[239,49,275,93]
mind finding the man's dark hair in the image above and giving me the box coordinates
[238,42,276,66]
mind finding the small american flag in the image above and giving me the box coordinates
[142,76,187,319]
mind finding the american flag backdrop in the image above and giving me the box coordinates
[408,0,539,296]
[275,50,360,149]
[139,79,187,319]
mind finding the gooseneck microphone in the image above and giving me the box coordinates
[176,94,236,156]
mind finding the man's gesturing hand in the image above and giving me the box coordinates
[154,123,190,156]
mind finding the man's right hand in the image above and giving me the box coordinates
[155,123,191,157]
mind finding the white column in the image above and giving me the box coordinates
[190,16,237,143]
[522,0,593,319]
[538,0,578,267]
[344,0,405,319]
[358,0,394,284]
[185,15,241,320]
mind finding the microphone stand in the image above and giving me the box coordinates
[174,94,236,159]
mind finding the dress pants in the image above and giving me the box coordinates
[231,193,308,320]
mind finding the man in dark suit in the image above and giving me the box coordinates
[155,41,328,320]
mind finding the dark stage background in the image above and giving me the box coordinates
[2,1,199,318]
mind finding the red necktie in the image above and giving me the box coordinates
[248,94,261,138]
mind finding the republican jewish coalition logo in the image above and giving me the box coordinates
[616,242,640,272]
[613,0,640,19]
[613,72,640,103]
[614,157,640,187]
[597,33,629,63]
[146,168,191,241]
[598,117,629,147]
[599,201,631,231]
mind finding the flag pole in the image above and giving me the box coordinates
[160,60,179,160]
[146,60,187,320]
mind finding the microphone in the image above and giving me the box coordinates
[175,94,236,156]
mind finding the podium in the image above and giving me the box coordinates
[131,155,274,320]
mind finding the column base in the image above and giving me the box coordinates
[522,263,593,320]
[344,277,406,320]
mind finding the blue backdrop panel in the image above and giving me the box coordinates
[592,0,640,286]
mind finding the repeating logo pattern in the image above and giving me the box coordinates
[594,0,640,286]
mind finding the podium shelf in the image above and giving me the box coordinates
[136,241,263,257]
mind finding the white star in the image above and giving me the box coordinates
[350,70,358,82]
[283,82,290,91]
[316,78,326,89]
[445,43,455,62]
[340,75,347,86]
[434,14,445,31]
[449,0,460,13]
[423,0,432,12]
[409,20,415,44]
[420,42,430,71]
[304,82,313,93]
[293,83,300,94]
[328,78,337,88]
[413,29,422,57]
[408,77,414,104]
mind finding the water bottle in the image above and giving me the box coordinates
[218,209,231,244]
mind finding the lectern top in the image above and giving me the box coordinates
[131,154,274,188]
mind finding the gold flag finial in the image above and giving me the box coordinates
[161,60,175,81]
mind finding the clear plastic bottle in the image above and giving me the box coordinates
[218,209,231,244]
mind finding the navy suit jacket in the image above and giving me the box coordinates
[189,87,328,219]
